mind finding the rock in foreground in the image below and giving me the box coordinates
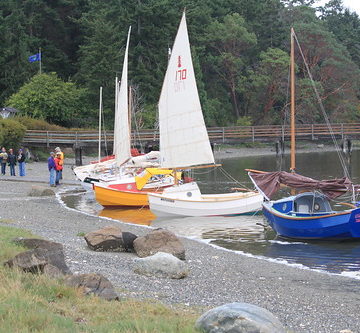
[64,273,119,300]
[4,247,71,277]
[84,226,137,252]
[195,302,286,333]
[133,252,189,279]
[133,228,185,259]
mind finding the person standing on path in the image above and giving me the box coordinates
[0,147,7,175]
[48,152,56,187]
[54,147,64,180]
[17,148,26,176]
[7,149,16,176]
[54,152,63,185]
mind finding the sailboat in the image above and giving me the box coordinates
[248,28,360,240]
[147,12,263,217]
[92,27,180,207]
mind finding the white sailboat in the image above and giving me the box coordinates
[148,12,263,217]
[74,27,161,191]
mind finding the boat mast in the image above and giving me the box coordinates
[98,86,103,162]
[290,27,296,173]
[128,85,132,148]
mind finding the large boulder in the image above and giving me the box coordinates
[195,302,286,333]
[4,247,71,277]
[84,226,137,252]
[64,273,119,301]
[28,185,55,197]
[133,228,185,259]
[133,252,189,279]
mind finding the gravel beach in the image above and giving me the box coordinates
[1,156,360,333]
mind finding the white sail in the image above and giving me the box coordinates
[113,26,132,165]
[158,12,214,168]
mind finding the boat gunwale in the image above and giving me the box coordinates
[149,191,262,203]
[263,201,355,220]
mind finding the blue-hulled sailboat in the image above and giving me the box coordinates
[248,28,360,240]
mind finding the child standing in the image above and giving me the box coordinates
[0,147,8,175]
[54,152,63,185]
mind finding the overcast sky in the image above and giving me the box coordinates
[315,0,360,14]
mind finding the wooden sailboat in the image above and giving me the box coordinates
[93,27,179,207]
[248,28,360,240]
[147,12,263,217]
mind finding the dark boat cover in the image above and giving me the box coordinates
[248,171,353,200]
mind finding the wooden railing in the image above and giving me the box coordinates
[22,123,360,147]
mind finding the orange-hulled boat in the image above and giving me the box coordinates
[94,168,181,207]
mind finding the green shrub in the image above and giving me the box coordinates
[15,116,66,131]
[0,119,26,149]
[235,116,252,126]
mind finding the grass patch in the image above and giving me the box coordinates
[76,232,86,237]
[0,218,15,224]
[0,226,200,332]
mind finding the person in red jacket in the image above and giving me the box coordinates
[54,152,63,185]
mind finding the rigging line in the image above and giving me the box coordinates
[101,107,109,156]
[218,167,251,190]
[292,31,351,181]
[131,86,145,153]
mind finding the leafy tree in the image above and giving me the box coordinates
[6,73,89,127]
[247,48,290,125]
[205,13,257,120]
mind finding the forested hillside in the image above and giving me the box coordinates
[1,0,360,128]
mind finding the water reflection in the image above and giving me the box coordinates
[60,150,360,276]
[99,208,155,226]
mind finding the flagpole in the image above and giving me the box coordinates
[39,48,42,74]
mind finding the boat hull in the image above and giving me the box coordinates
[263,202,360,239]
[94,184,149,207]
[148,183,263,217]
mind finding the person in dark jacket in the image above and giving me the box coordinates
[7,148,16,176]
[48,152,56,187]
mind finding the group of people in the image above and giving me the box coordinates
[47,147,64,187]
[0,147,26,176]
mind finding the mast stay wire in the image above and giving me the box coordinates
[292,31,351,181]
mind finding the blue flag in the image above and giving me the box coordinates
[28,53,41,63]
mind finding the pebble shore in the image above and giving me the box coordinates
[0,156,359,333]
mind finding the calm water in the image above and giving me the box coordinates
[60,150,360,277]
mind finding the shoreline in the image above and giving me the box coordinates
[0,176,359,332]
[213,142,355,160]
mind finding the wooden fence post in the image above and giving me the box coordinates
[252,126,255,143]
[46,131,49,148]
[311,124,314,141]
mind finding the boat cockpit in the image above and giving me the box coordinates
[272,192,334,216]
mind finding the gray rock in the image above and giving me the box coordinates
[84,226,137,252]
[195,302,286,333]
[133,228,185,259]
[12,238,63,251]
[64,273,119,301]
[133,252,189,279]
[28,185,55,197]
[4,246,71,275]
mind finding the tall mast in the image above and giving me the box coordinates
[98,86,103,162]
[290,28,296,173]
